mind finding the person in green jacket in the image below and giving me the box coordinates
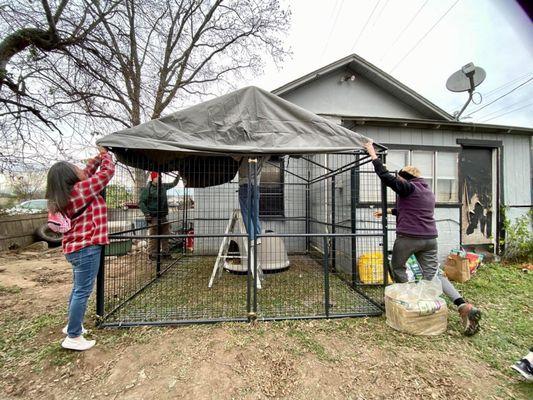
[138,172,180,260]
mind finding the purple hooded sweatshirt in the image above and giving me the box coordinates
[372,159,438,238]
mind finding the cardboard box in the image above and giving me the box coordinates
[444,254,471,282]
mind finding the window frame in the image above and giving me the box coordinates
[358,145,461,206]
[435,151,459,204]
[259,156,285,219]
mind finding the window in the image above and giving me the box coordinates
[385,150,409,202]
[363,149,459,204]
[390,149,458,203]
[259,157,284,217]
[36,199,48,208]
[412,151,434,191]
[359,150,411,203]
[22,200,47,210]
[358,160,381,203]
[386,150,409,172]
[436,152,458,202]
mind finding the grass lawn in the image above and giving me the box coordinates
[363,261,533,398]
[0,255,531,399]
[450,262,532,380]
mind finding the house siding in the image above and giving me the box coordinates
[354,125,531,208]
[346,124,531,261]
[193,75,531,266]
[281,70,428,120]
[193,157,309,255]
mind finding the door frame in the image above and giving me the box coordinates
[456,139,503,253]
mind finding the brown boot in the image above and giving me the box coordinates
[458,303,482,336]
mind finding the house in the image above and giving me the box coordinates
[191,54,531,269]
[271,54,532,260]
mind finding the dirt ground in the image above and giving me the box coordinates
[0,250,531,400]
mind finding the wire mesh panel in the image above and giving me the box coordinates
[305,154,386,317]
[97,151,388,326]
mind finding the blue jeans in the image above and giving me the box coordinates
[238,184,261,240]
[65,245,102,337]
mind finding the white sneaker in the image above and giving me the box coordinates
[62,324,88,335]
[61,335,95,351]
[255,238,262,245]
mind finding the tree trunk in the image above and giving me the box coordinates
[134,169,147,203]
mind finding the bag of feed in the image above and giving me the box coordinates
[385,276,448,336]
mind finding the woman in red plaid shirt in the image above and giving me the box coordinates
[46,147,115,351]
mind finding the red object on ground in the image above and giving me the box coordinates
[186,229,194,252]
[122,202,139,210]
[466,252,482,273]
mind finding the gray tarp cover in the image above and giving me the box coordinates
[97,86,370,155]
[97,86,374,187]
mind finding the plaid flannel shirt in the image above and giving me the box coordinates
[62,152,115,254]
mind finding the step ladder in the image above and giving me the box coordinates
[208,209,263,288]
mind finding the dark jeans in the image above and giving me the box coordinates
[391,235,461,302]
[238,184,261,240]
[391,235,439,282]
[65,245,102,337]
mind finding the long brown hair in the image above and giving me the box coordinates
[45,162,80,213]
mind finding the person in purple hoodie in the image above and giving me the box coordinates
[364,140,481,336]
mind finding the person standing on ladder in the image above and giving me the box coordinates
[235,156,270,245]
[139,172,180,260]
[363,140,482,336]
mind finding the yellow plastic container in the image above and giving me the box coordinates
[357,251,391,284]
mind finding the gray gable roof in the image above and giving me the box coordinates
[272,54,453,121]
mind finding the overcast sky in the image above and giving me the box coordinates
[244,0,533,128]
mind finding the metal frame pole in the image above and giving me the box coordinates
[251,158,258,317]
[182,184,187,255]
[306,170,311,253]
[96,187,106,319]
[96,245,106,318]
[380,154,389,286]
[156,173,162,276]
[245,159,253,321]
[350,160,357,288]
[331,175,336,271]
[323,236,330,317]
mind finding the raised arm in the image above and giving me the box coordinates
[82,146,108,177]
[163,175,180,190]
[362,140,414,197]
[83,155,102,178]
[71,151,115,213]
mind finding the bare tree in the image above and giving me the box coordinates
[43,0,291,196]
[57,0,290,125]
[0,0,119,171]
[0,0,119,111]
[0,0,290,179]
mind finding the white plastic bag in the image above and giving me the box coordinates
[385,275,448,336]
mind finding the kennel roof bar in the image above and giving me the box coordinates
[97,86,386,158]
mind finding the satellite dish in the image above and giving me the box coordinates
[446,63,486,120]
[446,63,486,92]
